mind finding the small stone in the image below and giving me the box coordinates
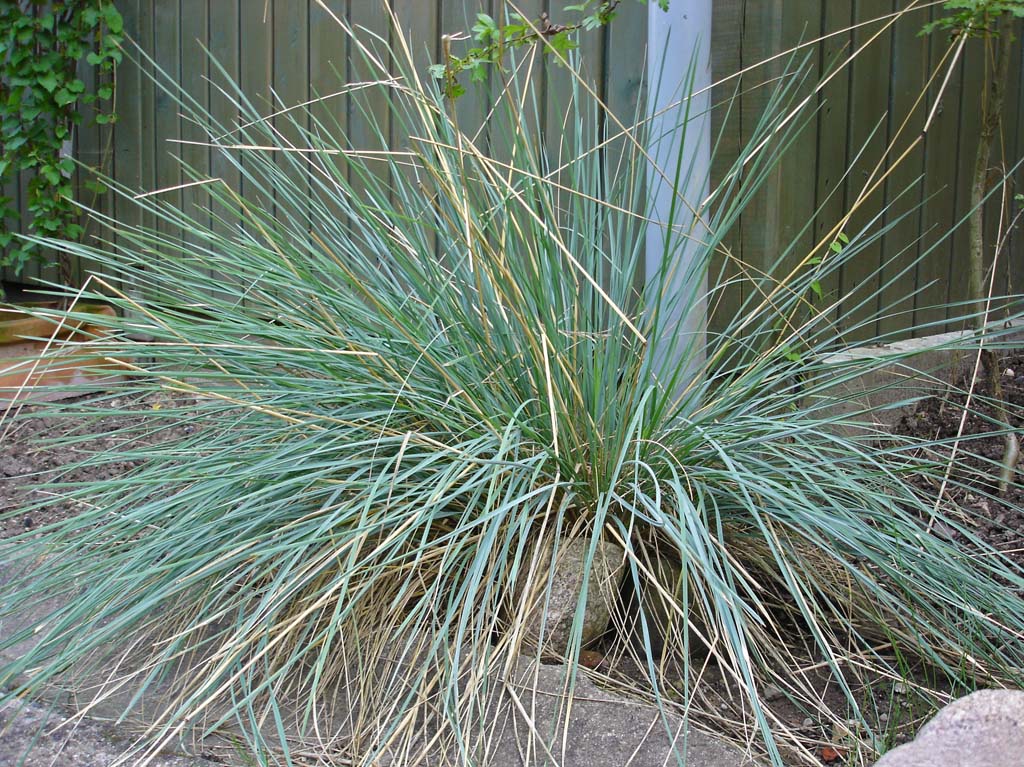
[1004,368,1015,378]
[801,717,814,728]
[893,681,908,695]
[719,702,729,711]
[514,536,626,657]
[763,683,784,701]
[931,520,956,541]
[879,712,889,722]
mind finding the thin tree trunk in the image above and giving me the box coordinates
[967,13,1014,328]
[967,13,1019,495]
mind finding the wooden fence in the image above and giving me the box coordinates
[3,1,1022,340]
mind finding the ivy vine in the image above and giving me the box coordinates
[0,0,123,278]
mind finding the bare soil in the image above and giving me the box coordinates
[0,390,196,538]
[893,353,1024,569]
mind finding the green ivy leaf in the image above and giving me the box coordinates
[103,5,124,34]
[472,13,499,44]
[0,0,121,271]
[37,72,59,93]
[548,31,578,58]
[54,88,78,106]
[40,165,61,186]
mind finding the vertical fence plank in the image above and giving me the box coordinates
[603,0,646,302]
[707,0,743,337]
[986,17,1022,314]
[393,0,440,259]
[73,37,117,290]
[915,8,961,332]
[113,0,145,283]
[208,0,241,218]
[737,0,784,324]
[348,1,392,215]
[1010,26,1024,300]
[238,0,274,233]
[813,0,854,334]
[308,0,350,256]
[877,2,929,338]
[152,0,183,261]
[439,1,488,138]
[180,0,210,265]
[837,0,892,342]
[602,0,644,176]
[273,0,311,240]
[774,0,823,280]
[203,0,240,304]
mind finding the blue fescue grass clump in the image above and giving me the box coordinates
[0,10,1022,767]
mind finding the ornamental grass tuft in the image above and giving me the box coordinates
[1,9,1023,767]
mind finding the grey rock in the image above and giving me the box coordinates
[624,555,683,659]
[483,659,757,765]
[473,657,760,767]
[762,683,784,702]
[516,536,626,657]
[873,689,1024,767]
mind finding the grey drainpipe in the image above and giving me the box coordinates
[646,0,712,405]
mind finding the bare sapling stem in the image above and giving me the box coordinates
[965,11,1018,495]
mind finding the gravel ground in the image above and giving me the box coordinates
[0,699,222,767]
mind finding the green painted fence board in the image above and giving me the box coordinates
[3,1,1021,345]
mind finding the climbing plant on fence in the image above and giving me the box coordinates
[432,0,669,97]
[0,0,122,280]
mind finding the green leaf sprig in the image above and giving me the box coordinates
[920,0,1024,38]
[431,0,670,99]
